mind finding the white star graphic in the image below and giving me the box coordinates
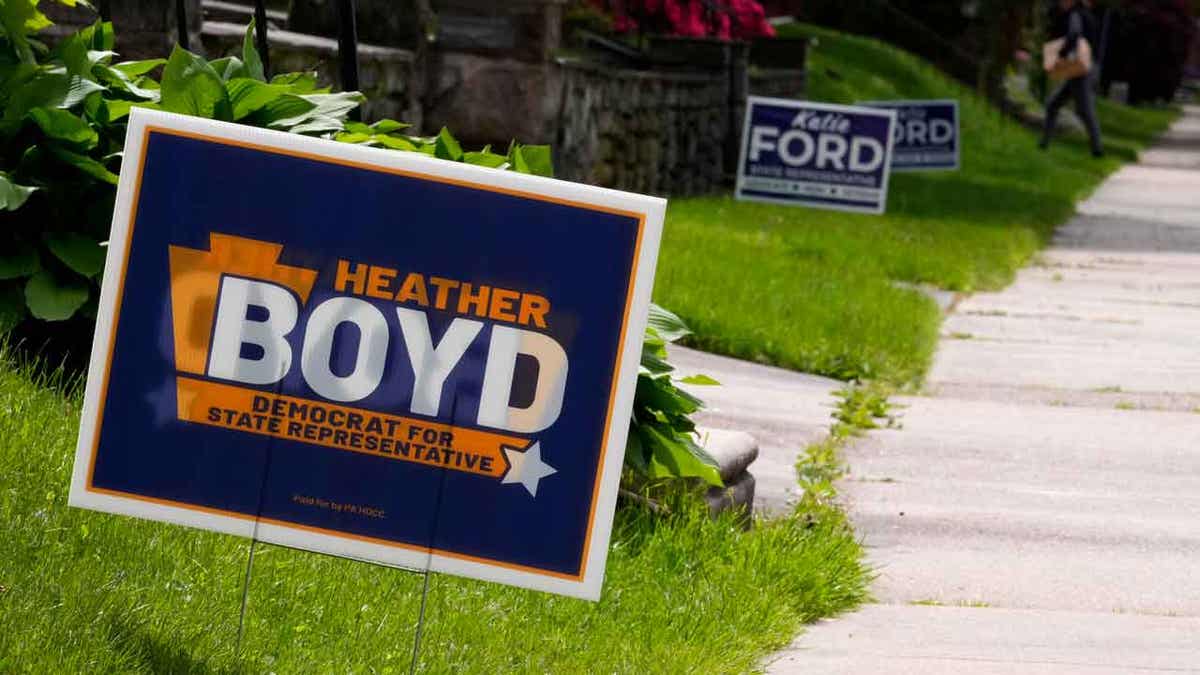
[501,442,557,498]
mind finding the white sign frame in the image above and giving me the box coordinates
[858,98,961,172]
[69,108,666,601]
[735,96,898,215]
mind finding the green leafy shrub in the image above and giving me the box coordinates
[0,7,720,487]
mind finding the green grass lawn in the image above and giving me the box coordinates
[0,348,869,673]
[652,24,1178,385]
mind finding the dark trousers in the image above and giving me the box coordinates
[1042,75,1103,154]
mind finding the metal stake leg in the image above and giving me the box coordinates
[409,570,432,675]
[235,538,259,652]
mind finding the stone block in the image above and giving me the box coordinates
[423,53,562,145]
[705,472,755,521]
[591,161,614,186]
[696,427,759,484]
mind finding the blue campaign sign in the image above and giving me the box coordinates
[860,99,960,171]
[736,97,897,214]
[68,109,664,600]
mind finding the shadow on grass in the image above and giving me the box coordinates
[106,618,247,675]
[887,172,1077,229]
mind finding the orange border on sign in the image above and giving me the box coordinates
[83,124,647,583]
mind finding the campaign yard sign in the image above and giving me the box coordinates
[736,97,897,214]
[69,108,665,600]
[860,99,960,171]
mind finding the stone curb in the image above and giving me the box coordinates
[697,427,759,518]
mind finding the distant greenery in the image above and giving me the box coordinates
[0,345,869,673]
[652,23,1178,384]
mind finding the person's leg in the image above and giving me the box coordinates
[1041,80,1072,148]
[1072,75,1104,156]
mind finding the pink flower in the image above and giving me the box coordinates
[612,14,638,32]
[664,0,683,26]
[594,0,777,40]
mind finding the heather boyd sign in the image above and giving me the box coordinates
[736,97,897,214]
[69,108,665,601]
[860,99,960,171]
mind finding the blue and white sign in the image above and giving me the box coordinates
[736,97,897,214]
[860,99,960,171]
[69,108,665,600]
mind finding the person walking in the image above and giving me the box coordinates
[1040,0,1104,157]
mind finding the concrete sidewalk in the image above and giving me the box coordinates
[769,108,1200,673]
[668,345,841,514]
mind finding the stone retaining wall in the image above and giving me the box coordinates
[554,61,730,196]
[750,67,809,100]
[56,0,806,198]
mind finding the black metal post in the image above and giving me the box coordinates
[337,0,361,88]
[254,0,271,78]
[175,0,190,50]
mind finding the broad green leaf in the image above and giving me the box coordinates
[640,351,674,377]
[103,98,135,121]
[375,135,418,151]
[0,0,48,63]
[24,269,89,321]
[226,78,290,120]
[29,107,97,149]
[518,144,554,177]
[55,32,91,77]
[3,72,104,121]
[679,374,720,386]
[0,244,40,279]
[86,50,116,67]
[262,92,362,133]
[635,375,700,417]
[641,425,722,486]
[286,116,345,135]
[647,303,692,342]
[77,17,113,51]
[0,172,37,211]
[62,74,106,108]
[508,144,530,173]
[160,46,231,120]
[247,93,315,126]
[46,232,105,277]
[463,151,509,169]
[0,285,26,333]
[435,127,463,161]
[95,65,159,100]
[371,119,410,134]
[112,58,166,77]
[209,56,248,82]
[306,92,364,114]
[270,71,319,92]
[242,19,265,81]
[334,131,373,144]
[624,427,649,475]
[0,62,38,104]
[45,144,118,184]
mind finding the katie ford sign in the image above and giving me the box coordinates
[736,97,897,214]
[69,108,664,600]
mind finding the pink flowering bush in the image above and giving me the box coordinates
[592,0,777,40]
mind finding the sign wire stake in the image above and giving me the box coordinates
[235,537,258,652]
[409,569,432,675]
[407,393,458,673]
